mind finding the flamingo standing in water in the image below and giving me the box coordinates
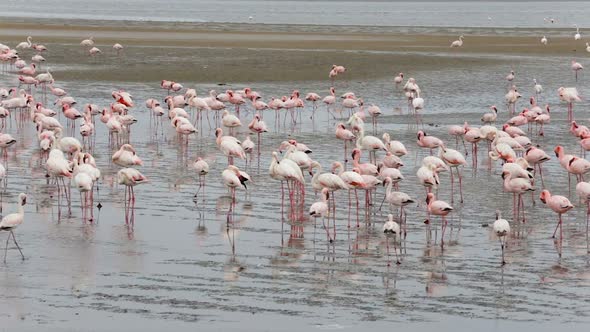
[394,73,404,88]
[502,170,534,223]
[539,190,574,256]
[0,193,27,262]
[248,113,268,156]
[383,214,401,265]
[416,131,444,156]
[571,60,583,81]
[439,146,467,203]
[425,193,453,247]
[450,35,464,48]
[113,43,124,55]
[215,128,245,166]
[192,157,209,197]
[309,188,330,240]
[492,210,510,265]
[335,123,355,165]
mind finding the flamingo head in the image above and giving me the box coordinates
[491,105,498,112]
[554,146,563,157]
[502,124,509,130]
[539,190,550,204]
[382,176,392,186]
[416,131,425,140]
[545,105,550,113]
[351,148,361,160]
[426,193,434,204]
[529,97,535,105]
[331,161,342,174]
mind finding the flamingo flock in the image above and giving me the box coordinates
[0,30,587,269]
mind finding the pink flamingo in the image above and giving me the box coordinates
[502,170,534,223]
[351,148,378,176]
[571,60,583,81]
[540,190,574,256]
[333,162,366,228]
[425,193,453,247]
[248,113,268,156]
[439,146,467,203]
[335,123,355,165]
[524,146,550,187]
[394,73,404,88]
[227,90,245,116]
[416,130,444,155]
[215,128,245,166]
[558,87,581,121]
[492,211,510,265]
[534,105,550,136]
[464,126,482,167]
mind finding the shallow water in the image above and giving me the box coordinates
[3,0,590,29]
[1,39,590,331]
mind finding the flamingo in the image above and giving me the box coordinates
[481,106,498,124]
[80,37,94,47]
[502,170,534,223]
[192,157,209,197]
[450,35,464,48]
[540,36,547,45]
[0,193,27,262]
[269,151,305,219]
[426,193,453,246]
[492,211,510,265]
[222,165,250,206]
[112,144,143,167]
[88,47,101,56]
[539,190,574,253]
[534,105,550,136]
[382,133,407,157]
[383,214,401,265]
[533,79,543,98]
[118,168,148,224]
[571,60,583,81]
[524,146,550,187]
[333,162,366,228]
[351,148,378,176]
[439,146,467,203]
[309,188,330,240]
[113,43,124,55]
[394,73,404,88]
[356,126,386,164]
[335,123,355,165]
[382,177,414,236]
[417,130,444,155]
[216,128,245,166]
[16,36,32,50]
[248,113,267,156]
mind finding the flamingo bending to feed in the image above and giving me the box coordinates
[383,214,401,265]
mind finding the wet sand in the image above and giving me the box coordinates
[0,19,586,83]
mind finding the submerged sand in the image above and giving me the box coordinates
[0,18,584,83]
